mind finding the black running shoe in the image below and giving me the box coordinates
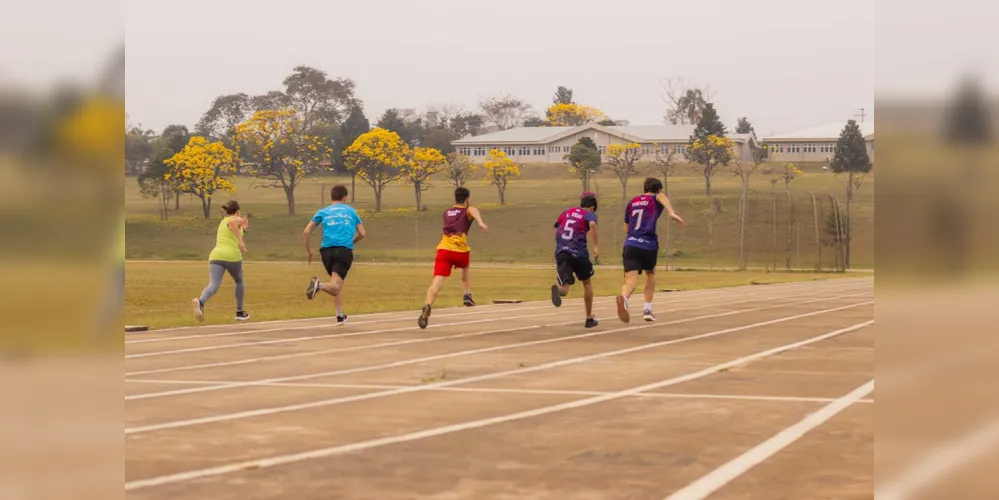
[551,285,562,307]
[235,311,250,321]
[463,294,475,307]
[306,277,320,300]
[584,317,598,328]
[418,304,432,329]
[336,315,348,327]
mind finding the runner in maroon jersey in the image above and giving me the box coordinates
[418,187,489,329]
[551,192,600,328]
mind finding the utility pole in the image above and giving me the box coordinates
[854,108,866,125]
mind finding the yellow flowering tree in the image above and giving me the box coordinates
[685,134,734,196]
[404,147,447,210]
[605,142,643,200]
[344,127,410,211]
[164,136,237,219]
[443,153,477,188]
[234,108,334,216]
[483,149,520,205]
[545,103,608,126]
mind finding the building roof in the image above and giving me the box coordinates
[764,121,874,142]
[453,123,756,145]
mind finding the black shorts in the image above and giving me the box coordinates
[555,252,594,286]
[622,245,658,274]
[320,246,354,280]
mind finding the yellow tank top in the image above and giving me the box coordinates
[208,216,243,262]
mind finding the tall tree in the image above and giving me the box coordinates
[735,117,754,134]
[343,128,410,211]
[604,143,643,200]
[830,119,872,269]
[334,105,371,171]
[195,93,253,145]
[479,94,533,130]
[553,86,574,105]
[377,108,423,146]
[686,103,732,196]
[660,77,714,125]
[137,124,190,217]
[125,126,154,175]
[546,103,608,126]
[234,108,334,215]
[163,136,238,219]
[565,137,602,191]
[281,65,357,130]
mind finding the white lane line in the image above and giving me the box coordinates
[125,298,872,433]
[125,290,870,401]
[664,378,874,500]
[129,278,859,339]
[124,283,860,377]
[124,378,875,404]
[124,320,873,491]
[875,417,999,500]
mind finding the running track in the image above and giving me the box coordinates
[125,277,874,499]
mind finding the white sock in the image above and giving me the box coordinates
[644,302,653,311]
[337,308,344,317]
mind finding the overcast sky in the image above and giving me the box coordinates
[119,0,876,137]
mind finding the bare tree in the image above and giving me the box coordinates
[659,77,715,125]
[730,158,762,270]
[648,143,679,193]
[443,152,476,188]
[479,93,533,130]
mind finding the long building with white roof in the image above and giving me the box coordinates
[451,122,759,164]
[763,121,874,163]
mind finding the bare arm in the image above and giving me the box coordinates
[353,224,366,244]
[656,192,686,227]
[228,218,247,253]
[467,206,489,232]
[589,221,599,259]
[303,221,317,263]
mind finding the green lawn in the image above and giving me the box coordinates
[126,162,874,270]
[126,261,850,329]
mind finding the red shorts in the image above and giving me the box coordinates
[434,249,470,277]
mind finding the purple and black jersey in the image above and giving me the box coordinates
[624,194,665,251]
[555,207,597,259]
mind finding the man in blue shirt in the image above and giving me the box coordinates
[302,185,366,326]
[551,192,600,328]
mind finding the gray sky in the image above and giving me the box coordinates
[122,0,875,136]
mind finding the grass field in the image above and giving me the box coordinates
[126,261,851,329]
[126,162,874,270]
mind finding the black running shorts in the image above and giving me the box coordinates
[555,251,595,286]
[320,246,354,280]
[622,245,658,274]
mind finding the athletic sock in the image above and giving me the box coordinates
[336,308,344,317]
[644,302,653,311]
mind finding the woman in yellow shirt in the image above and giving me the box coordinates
[192,200,249,322]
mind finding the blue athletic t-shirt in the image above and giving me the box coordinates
[555,207,597,259]
[311,203,362,250]
[624,194,665,251]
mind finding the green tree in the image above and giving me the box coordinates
[830,119,872,269]
[946,77,993,145]
[565,137,601,191]
[377,108,422,146]
[137,125,190,219]
[522,116,547,127]
[686,103,731,196]
[125,126,154,175]
[735,117,754,134]
[194,93,252,146]
[692,103,727,138]
[546,86,574,122]
[597,119,617,126]
[334,105,370,171]
[281,65,358,130]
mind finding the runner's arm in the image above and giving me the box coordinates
[655,192,686,227]
[589,221,599,258]
[303,221,317,262]
[468,206,489,232]
[228,218,248,253]
[353,224,366,244]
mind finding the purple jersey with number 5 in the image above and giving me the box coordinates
[555,207,597,259]
[624,194,665,250]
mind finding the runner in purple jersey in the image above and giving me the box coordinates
[550,193,600,328]
[616,177,685,323]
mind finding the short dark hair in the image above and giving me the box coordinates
[454,187,470,204]
[580,192,598,212]
[643,177,663,194]
[330,185,349,201]
[222,200,240,215]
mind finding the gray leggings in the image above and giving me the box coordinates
[199,260,244,310]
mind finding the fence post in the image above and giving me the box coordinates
[810,191,821,272]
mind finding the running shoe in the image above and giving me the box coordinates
[463,294,475,307]
[306,276,321,300]
[551,285,562,307]
[616,295,630,323]
[192,298,204,322]
[418,304,432,329]
[642,309,655,322]
[336,315,348,327]
[235,311,251,321]
[584,317,598,328]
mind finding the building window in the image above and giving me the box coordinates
[598,145,606,154]
[534,146,545,156]
[549,146,559,153]
[474,147,486,156]
[562,146,570,153]
[642,145,652,156]
[517,146,529,156]
[503,146,515,156]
